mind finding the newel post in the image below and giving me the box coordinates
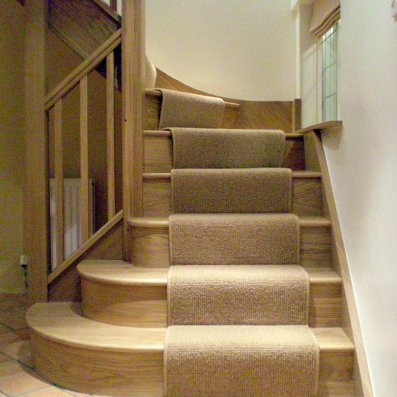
[24,0,49,303]
[122,0,145,259]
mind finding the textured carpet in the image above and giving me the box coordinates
[157,89,225,129]
[165,325,319,397]
[171,168,292,213]
[169,213,300,266]
[168,265,309,325]
[170,128,285,168]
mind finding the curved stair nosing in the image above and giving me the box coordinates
[144,129,304,138]
[77,261,342,328]
[27,303,354,397]
[145,89,240,109]
[128,215,331,229]
[142,170,322,180]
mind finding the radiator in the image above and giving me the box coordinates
[50,179,95,270]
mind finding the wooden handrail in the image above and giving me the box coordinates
[45,29,122,110]
[48,211,123,283]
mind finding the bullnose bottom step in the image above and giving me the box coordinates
[27,303,354,397]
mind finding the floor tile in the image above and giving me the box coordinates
[61,390,91,396]
[0,340,33,368]
[20,385,74,396]
[0,360,26,377]
[0,367,48,396]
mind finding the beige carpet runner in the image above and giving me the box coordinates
[163,120,319,396]
[157,89,225,129]
[170,128,285,168]
[168,265,309,325]
[169,213,299,266]
[171,168,292,213]
[165,325,319,397]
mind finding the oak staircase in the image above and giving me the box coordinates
[23,0,370,396]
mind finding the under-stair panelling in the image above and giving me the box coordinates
[27,303,353,397]
[78,260,341,328]
[143,170,322,217]
[127,216,332,268]
[144,130,305,172]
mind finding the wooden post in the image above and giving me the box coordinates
[24,0,48,304]
[80,76,90,242]
[122,0,145,259]
[54,101,64,265]
[106,52,116,220]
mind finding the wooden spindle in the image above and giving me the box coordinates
[106,52,116,220]
[54,100,64,265]
[80,76,90,242]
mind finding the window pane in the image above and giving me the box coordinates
[321,24,338,121]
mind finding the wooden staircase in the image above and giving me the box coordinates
[27,94,355,395]
[23,0,372,396]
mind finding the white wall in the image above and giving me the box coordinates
[322,2,397,396]
[296,4,319,126]
[145,0,296,100]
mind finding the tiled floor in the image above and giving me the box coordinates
[0,294,113,397]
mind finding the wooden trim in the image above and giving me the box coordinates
[122,0,145,258]
[45,30,122,111]
[308,132,373,397]
[48,211,123,284]
[54,101,64,265]
[80,76,90,242]
[296,120,343,134]
[91,0,121,23]
[24,0,48,304]
[292,99,302,132]
[106,52,116,220]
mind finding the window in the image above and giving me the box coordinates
[320,24,339,121]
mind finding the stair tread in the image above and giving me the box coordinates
[78,260,341,286]
[144,129,304,139]
[27,303,353,352]
[145,89,240,109]
[142,170,321,180]
[128,215,331,228]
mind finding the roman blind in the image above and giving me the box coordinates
[310,0,340,38]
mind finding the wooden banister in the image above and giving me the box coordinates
[45,29,121,111]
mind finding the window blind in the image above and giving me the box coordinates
[310,0,340,38]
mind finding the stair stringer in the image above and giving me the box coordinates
[303,129,373,397]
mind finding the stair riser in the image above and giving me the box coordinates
[144,134,305,172]
[127,225,332,268]
[31,331,353,397]
[143,177,322,217]
[81,278,341,328]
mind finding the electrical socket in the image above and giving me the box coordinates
[19,255,28,269]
